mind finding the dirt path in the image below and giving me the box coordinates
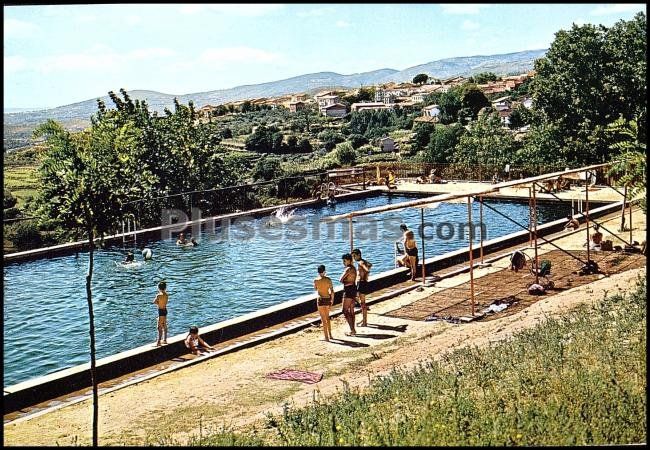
[4,210,646,446]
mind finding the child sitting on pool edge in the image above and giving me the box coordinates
[184,326,215,355]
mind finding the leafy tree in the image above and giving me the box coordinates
[298,138,313,153]
[508,104,533,130]
[318,129,345,151]
[606,117,646,212]
[470,72,498,84]
[423,123,465,163]
[245,125,284,153]
[460,84,490,120]
[4,188,17,209]
[412,122,436,151]
[349,133,368,149]
[530,12,646,165]
[436,89,463,124]
[334,142,357,166]
[252,155,284,181]
[413,73,429,85]
[33,116,152,446]
[452,113,517,168]
[287,134,298,151]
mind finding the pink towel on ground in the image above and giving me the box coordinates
[265,369,323,384]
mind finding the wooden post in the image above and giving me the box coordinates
[620,185,627,231]
[629,194,633,244]
[421,208,426,285]
[348,217,354,253]
[479,195,484,263]
[586,183,590,262]
[528,187,533,246]
[532,184,539,285]
[467,197,475,316]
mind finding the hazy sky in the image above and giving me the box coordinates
[3,3,645,109]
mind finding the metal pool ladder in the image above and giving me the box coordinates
[121,214,137,247]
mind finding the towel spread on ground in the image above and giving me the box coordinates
[265,369,323,384]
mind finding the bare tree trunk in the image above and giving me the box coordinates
[85,227,99,446]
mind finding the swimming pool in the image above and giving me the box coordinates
[3,194,571,386]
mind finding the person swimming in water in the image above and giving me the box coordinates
[153,281,168,346]
[190,237,198,246]
[122,251,135,265]
[176,233,188,245]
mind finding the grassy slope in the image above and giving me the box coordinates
[191,276,646,446]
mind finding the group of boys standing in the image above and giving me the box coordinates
[313,248,372,341]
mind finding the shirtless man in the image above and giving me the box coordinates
[313,265,334,341]
[352,248,372,327]
[339,253,358,336]
[153,281,168,346]
[176,232,188,245]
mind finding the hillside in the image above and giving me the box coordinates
[3,49,546,149]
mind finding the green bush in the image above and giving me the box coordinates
[3,206,20,220]
[7,220,43,250]
[334,142,357,166]
[4,188,17,209]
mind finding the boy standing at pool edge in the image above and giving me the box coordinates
[153,281,168,346]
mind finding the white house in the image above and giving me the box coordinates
[321,103,347,118]
[351,102,391,112]
[491,96,512,111]
[422,104,441,118]
[378,136,396,152]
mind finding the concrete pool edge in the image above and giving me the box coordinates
[2,189,376,264]
[3,200,625,414]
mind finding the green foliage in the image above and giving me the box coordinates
[508,104,532,130]
[318,130,345,151]
[469,72,498,84]
[245,125,284,153]
[424,89,462,125]
[4,188,17,209]
[6,220,42,250]
[459,84,490,120]
[606,117,646,211]
[348,133,369,149]
[453,113,518,167]
[530,12,647,165]
[252,156,284,181]
[342,87,375,105]
[334,142,357,166]
[412,73,429,85]
[412,122,436,151]
[200,277,647,446]
[424,123,466,164]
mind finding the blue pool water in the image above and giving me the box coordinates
[3,194,570,386]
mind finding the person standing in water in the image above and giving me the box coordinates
[339,253,358,336]
[153,281,168,346]
[313,265,334,342]
[352,248,372,327]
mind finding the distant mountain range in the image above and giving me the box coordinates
[4,49,546,142]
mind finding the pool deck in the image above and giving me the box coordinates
[3,203,645,445]
[3,197,638,422]
[369,179,626,204]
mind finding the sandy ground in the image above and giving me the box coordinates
[4,208,646,446]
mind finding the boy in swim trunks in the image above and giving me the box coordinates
[153,281,168,346]
[313,265,334,341]
[352,248,372,327]
[339,253,358,336]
